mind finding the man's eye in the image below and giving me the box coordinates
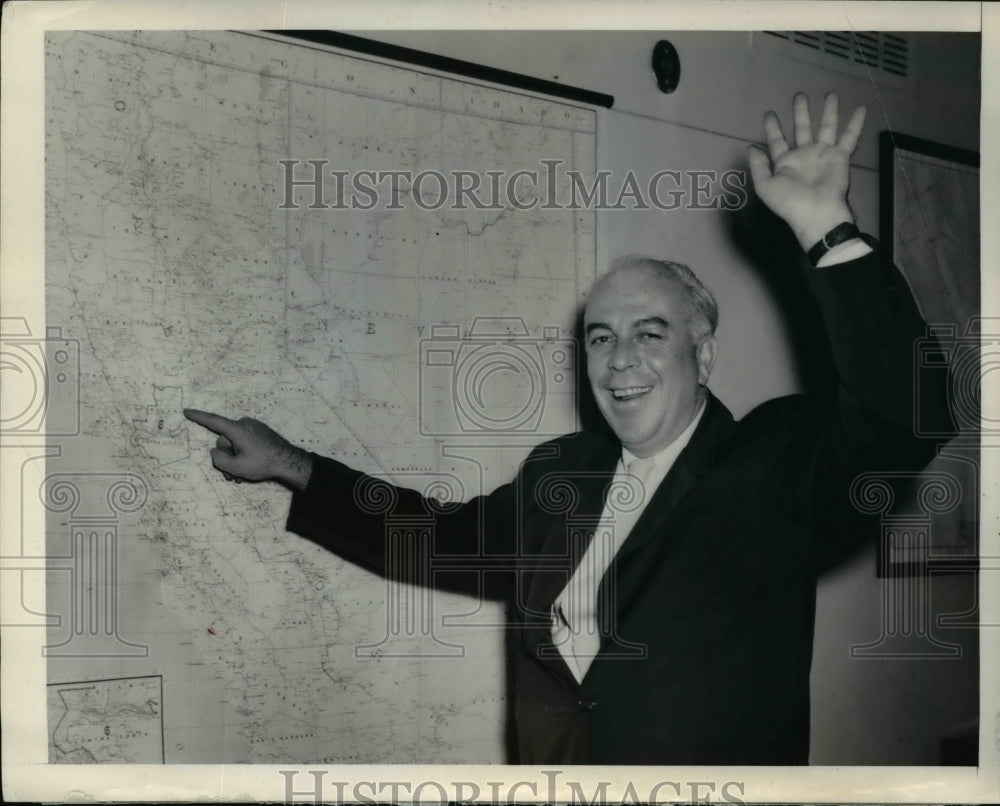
[636,331,662,341]
[589,334,612,346]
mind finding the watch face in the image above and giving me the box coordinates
[652,39,681,94]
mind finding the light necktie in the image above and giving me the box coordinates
[553,455,657,681]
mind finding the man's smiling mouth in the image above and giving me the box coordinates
[610,386,653,401]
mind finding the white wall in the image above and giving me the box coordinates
[360,29,981,764]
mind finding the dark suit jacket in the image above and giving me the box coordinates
[286,246,949,764]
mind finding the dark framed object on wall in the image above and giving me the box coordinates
[876,131,980,579]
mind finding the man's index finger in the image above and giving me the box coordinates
[183,408,237,436]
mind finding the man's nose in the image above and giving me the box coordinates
[608,339,639,370]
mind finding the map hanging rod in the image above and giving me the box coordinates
[258,30,615,109]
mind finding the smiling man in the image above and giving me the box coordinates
[584,257,718,458]
[184,92,950,764]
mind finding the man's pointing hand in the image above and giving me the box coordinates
[183,409,313,491]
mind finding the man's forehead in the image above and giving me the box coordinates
[585,264,684,322]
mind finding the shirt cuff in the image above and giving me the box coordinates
[815,238,873,268]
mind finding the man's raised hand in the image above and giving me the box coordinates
[183,409,313,491]
[748,91,867,250]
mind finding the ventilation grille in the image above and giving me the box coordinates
[764,31,910,78]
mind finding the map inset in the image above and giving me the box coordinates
[47,676,163,763]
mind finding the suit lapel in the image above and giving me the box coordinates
[521,436,619,686]
[612,393,735,563]
[594,395,735,643]
[521,394,736,685]
[524,438,619,613]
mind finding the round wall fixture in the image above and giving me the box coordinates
[652,39,681,94]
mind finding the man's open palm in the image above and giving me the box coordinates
[748,92,866,248]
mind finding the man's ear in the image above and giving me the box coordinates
[696,335,718,386]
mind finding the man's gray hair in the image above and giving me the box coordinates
[608,254,719,340]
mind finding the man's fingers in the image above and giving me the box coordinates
[763,112,789,161]
[792,92,813,147]
[816,92,839,145]
[188,409,258,484]
[746,145,773,190]
[210,446,239,475]
[184,408,237,437]
[838,104,867,154]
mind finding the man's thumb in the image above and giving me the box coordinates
[746,145,772,188]
[210,447,239,475]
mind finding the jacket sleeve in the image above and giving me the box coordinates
[285,447,542,601]
[757,241,954,564]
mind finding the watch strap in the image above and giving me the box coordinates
[807,222,862,265]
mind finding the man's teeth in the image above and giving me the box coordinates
[612,386,652,400]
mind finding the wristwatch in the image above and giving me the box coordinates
[807,222,862,266]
